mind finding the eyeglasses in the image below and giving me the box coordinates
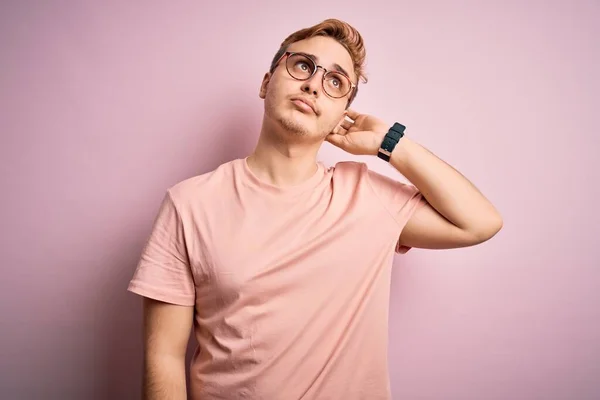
[273,52,356,99]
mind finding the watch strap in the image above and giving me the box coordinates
[377,122,406,162]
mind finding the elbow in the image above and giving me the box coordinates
[473,212,503,243]
[491,210,504,234]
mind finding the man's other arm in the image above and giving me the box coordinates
[142,297,193,400]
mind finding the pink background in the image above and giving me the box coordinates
[1,1,598,399]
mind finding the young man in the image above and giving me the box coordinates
[128,18,502,400]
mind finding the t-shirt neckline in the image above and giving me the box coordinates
[240,157,326,196]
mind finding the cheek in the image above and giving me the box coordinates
[266,75,291,96]
[263,86,280,110]
[319,105,346,126]
[265,82,287,107]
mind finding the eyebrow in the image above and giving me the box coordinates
[298,52,352,79]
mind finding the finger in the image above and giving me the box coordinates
[332,125,347,136]
[346,108,360,120]
[340,119,353,130]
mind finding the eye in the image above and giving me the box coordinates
[297,61,310,71]
[326,74,342,87]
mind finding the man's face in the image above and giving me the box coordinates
[259,36,356,141]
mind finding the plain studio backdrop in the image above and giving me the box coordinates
[1,1,598,399]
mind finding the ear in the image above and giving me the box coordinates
[259,72,271,99]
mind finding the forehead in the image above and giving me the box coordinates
[286,36,355,79]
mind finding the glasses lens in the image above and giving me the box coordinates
[286,53,315,80]
[323,72,352,98]
[285,53,352,98]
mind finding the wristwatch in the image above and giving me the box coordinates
[377,122,405,162]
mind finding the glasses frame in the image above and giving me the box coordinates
[273,51,356,99]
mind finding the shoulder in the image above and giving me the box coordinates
[165,159,238,207]
[324,160,381,197]
[330,160,392,188]
[329,160,369,179]
[329,159,418,196]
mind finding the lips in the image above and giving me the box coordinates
[291,97,317,114]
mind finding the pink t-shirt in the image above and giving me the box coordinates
[128,157,425,399]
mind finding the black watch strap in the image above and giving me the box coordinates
[377,122,406,162]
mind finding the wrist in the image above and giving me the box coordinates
[370,131,387,156]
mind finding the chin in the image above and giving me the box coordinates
[279,117,311,137]
[266,101,321,137]
[270,110,308,135]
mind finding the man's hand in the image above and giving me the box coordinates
[326,108,389,156]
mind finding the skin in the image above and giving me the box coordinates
[142,34,503,399]
[142,298,192,399]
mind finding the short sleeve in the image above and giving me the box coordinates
[366,167,427,254]
[127,190,196,306]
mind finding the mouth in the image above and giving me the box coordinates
[290,97,317,114]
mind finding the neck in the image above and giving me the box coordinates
[247,121,322,188]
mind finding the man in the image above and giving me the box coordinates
[128,18,502,400]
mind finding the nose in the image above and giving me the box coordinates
[301,66,326,96]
